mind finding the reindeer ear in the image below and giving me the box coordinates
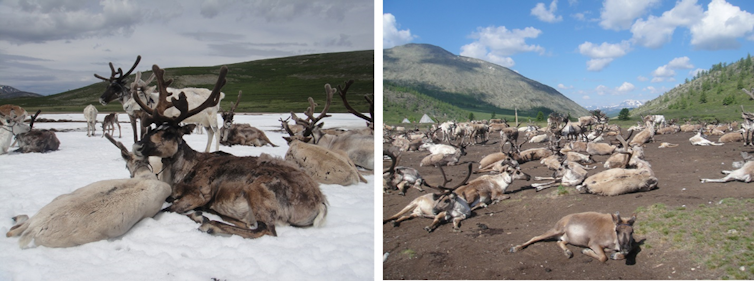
[282,136,292,143]
[627,213,637,225]
[611,211,621,224]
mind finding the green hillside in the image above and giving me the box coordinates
[631,54,754,123]
[3,50,374,114]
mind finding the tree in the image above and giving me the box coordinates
[491,111,496,119]
[699,91,708,103]
[618,108,630,120]
[723,94,736,105]
[468,112,475,121]
[536,111,545,122]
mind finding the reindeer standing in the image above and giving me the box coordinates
[95,56,147,143]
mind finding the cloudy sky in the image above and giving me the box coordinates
[384,0,754,108]
[0,0,374,96]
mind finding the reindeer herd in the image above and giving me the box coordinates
[383,108,754,264]
[3,56,374,248]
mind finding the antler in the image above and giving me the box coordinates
[133,64,227,126]
[289,83,334,139]
[94,55,141,82]
[28,110,41,130]
[230,90,242,114]
[383,149,400,175]
[336,80,373,129]
[425,163,473,192]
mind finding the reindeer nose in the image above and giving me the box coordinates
[99,99,107,106]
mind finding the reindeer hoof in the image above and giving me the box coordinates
[452,228,462,233]
[610,252,626,260]
[392,221,400,227]
[510,246,520,253]
[424,226,434,233]
[564,249,573,258]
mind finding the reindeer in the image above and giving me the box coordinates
[101,113,121,138]
[643,114,667,128]
[510,211,637,262]
[628,120,656,146]
[689,129,723,146]
[0,108,31,154]
[719,129,745,143]
[83,104,98,137]
[383,149,425,195]
[383,163,472,232]
[219,91,278,148]
[128,71,225,152]
[283,133,366,186]
[454,163,531,210]
[576,158,657,196]
[5,134,170,248]
[130,64,327,238]
[285,81,374,170]
[15,110,60,154]
[701,152,754,183]
[95,56,148,142]
[531,160,592,192]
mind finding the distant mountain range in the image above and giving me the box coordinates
[585,100,645,117]
[0,85,41,99]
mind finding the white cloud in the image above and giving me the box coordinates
[595,85,609,95]
[650,56,695,83]
[383,13,416,48]
[630,0,704,48]
[578,40,631,71]
[667,56,694,69]
[557,83,574,90]
[531,0,563,23]
[617,82,635,93]
[652,65,676,77]
[599,0,661,31]
[690,0,754,50]
[637,75,648,81]
[644,85,671,94]
[582,95,591,100]
[460,25,544,68]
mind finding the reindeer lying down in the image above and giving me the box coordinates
[6,135,170,248]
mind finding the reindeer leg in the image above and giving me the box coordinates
[510,228,564,253]
[557,240,574,258]
[424,211,447,233]
[581,244,609,262]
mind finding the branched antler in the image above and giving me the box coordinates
[336,80,373,129]
[133,64,227,126]
[288,83,334,141]
[94,56,141,83]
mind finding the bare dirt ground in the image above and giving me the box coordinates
[383,130,754,280]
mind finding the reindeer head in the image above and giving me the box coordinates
[131,64,227,159]
[611,212,636,256]
[95,56,141,105]
[281,83,334,144]
[105,134,152,178]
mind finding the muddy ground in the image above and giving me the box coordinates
[382,130,754,280]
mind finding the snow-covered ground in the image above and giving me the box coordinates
[0,113,374,280]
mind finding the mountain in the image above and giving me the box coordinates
[586,100,645,117]
[383,44,589,122]
[630,55,754,122]
[0,85,42,99]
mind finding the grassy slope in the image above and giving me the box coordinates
[631,55,754,123]
[3,50,374,114]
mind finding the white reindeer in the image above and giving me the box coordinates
[689,130,723,146]
[0,109,31,154]
[129,71,225,152]
[83,104,98,137]
[5,135,171,248]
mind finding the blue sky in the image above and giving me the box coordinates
[383,0,754,108]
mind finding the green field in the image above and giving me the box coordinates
[3,50,374,114]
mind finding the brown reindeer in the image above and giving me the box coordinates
[101,113,121,138]
[510,211,637,262]
[15,110,60,153]
[383,149,425,195]
[131,64,327,239]
[219,91,278,147]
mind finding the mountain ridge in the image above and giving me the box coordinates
[383,44,589,121]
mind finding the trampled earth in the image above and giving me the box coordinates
[383,130,753,280]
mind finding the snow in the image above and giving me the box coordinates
[0,113,374,281]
